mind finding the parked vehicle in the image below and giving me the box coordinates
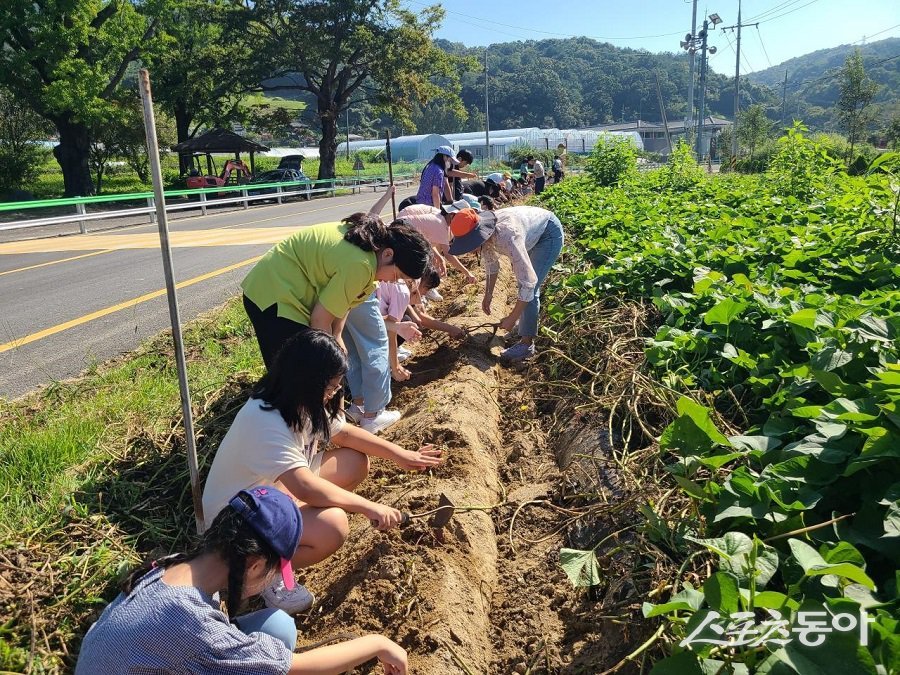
[276,155,305,171]
[247,168,311,200]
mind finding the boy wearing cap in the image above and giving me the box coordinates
[448,203,564,362]
[77,486,409,674]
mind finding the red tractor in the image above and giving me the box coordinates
[185,154,252,189]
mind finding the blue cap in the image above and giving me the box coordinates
[433,145,460,165]
[229,486,302,590]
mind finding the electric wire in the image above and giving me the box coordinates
[757,0,823,25]
[756,26,774,68]
[406,0,688,42]
[745,0,807,22]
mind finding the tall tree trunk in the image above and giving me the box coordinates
[52,117,95,197]
[317,102,338,180]
[175,104,194,175]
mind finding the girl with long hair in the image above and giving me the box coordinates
[241,187,431,369]
[202,330,442,614]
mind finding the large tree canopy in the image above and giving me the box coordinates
[250,0,467,179]
[144,0,264,171]
[0,0,158,196]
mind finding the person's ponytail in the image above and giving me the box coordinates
[343,213,431,280]
[342,213,389,252]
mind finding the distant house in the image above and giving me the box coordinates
[587,116,732,158]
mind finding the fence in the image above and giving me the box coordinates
[0,173,416,235]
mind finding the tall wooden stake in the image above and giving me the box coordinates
[385,130,397,220]
[138,69,205,534]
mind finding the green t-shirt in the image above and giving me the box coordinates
[241,221,377,326]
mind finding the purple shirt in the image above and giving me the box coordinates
[416,162,445,207]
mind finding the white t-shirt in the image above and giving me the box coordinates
[532,160,545,178]
[202,397,345,527]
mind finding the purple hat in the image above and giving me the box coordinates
[229,486,302,590]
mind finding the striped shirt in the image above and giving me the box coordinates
[75,567,291,674]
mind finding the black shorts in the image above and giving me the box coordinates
[243,295,309,369]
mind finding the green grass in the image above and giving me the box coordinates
[0,297,265,672]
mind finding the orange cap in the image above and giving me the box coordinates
[450,209,479,237]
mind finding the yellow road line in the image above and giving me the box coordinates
[0,255,262,355]
[0,249,113,277]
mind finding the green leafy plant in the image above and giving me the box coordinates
[545,127,899,673]
[586,134,637,187]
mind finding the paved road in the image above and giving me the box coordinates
[0,189,415,400]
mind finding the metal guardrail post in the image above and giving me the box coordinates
[75,203,87,234]
[241,188,249,210]
[306,182,311,200]
[148,197,156,224]
[199,190,207,216]
[276,185,283,205]
[330,179,335,197]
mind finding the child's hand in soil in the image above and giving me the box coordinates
[391,364,411,381]
[366,503,405,531]
[394,444,443,471]
[482,293,493,315]
[464,271,477,285]
[395,321,421,342]
[447,325,466,340]
[376,637,408,674]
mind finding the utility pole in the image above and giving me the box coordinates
[686,0,698,135]
[781,70,788,130]
[696,19,710,161]
[484,48,490,169]
[721,9,759,160]
[732,0,742,160]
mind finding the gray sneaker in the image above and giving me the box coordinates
[500,342,535,362]
[261,577,315,614]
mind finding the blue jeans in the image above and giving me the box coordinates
[234,608,296,650]
[520,215,564,338]
[343,293,391,412]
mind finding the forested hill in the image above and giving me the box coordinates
[745,37,900,126]
[423,37,777,132]
[747,37,899,93]
[407,36,898,134]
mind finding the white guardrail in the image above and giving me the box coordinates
[0,175,416,235]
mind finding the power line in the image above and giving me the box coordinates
[758,0,823,25]
[756,26,774,68]
[406,0,687,42]
[745,0,806,22]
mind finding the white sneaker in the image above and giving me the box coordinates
[359,409,402,434]
[261,577,315,614]
[397,346,412,363]
[425,288,443,301]
[345,403,365,423]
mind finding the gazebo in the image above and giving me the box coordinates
[172,128,270,176]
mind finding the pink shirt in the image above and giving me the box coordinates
[398,204,450,247]
[376,281,410,321]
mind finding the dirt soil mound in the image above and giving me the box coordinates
[293,263,642,674]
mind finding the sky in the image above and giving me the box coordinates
[402,0,900,75]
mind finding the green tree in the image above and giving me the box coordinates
[837,49,879,163]
[737,104,770,159]
[145,0,263,173]
[886,116,900,151]
[0,88,51,195]
[249,0,468,180]
[0,1,158,196]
